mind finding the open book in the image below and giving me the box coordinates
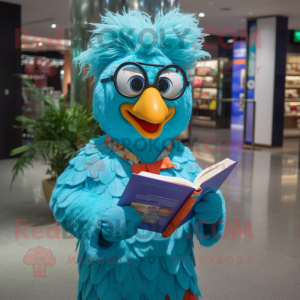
[118,158,238,238]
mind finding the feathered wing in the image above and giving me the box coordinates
[50,137,225,300]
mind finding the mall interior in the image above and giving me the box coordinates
[0,0,300,299]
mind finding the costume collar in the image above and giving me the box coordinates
[105,135,172,165]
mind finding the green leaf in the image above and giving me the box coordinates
[10,145,31,156]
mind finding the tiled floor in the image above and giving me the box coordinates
[0,128,299,300]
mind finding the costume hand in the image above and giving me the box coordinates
[101,206,142,241]
[192,190,223,224]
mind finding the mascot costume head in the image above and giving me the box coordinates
[50,8,226,300]
[75,8,209,163]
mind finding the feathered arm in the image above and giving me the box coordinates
[192,190,226,247]
[50,178,121,260]
[50,151,142,260]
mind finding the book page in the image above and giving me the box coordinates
[139,171,195,188]
[193,158,236,187]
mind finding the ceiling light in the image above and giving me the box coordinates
[227,39,234,44]
[209,2,213,5]
[51,24,56,28]
[199,12,205,17]
[249,12,253,15]
[60,70,64,75]
[38,42,43,46]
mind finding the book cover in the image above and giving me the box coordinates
[118,160,238,235]
[118,174,195,234]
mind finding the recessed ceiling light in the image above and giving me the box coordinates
[249,12,253,15]
[209,1,213,5]
[199,12,205,17]
[220,8,231,11]
[51,24,56,28]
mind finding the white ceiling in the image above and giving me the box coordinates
[5,0,70,39]
[4,0,300,40]
[181,0,300,33]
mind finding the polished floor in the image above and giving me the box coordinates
[0,127,300,300]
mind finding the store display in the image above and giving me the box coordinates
[190,59,225,127]
[290,103,298,112]
[285,55,300,128]
[285,76,300,87]
[193,76,202,87]
[193,88,201,99]
[195,61,218,76]
[200,100,209,109]
[284,104,291,113]
[202,76,217,87]
[193,98,201,108]
[286,56,300,74]
[285,89,299,99]
[209,100,217,110]
[202,88,217,99]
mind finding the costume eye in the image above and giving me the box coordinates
[116,65,145,97]
[157,68,184,100]
[157,78,170,93]
[129,76,145,92]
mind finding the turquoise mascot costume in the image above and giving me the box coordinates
[50,8,226,300]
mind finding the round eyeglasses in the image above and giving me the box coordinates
[101,62,190,101]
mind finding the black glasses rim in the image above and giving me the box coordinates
[100,61,189,101]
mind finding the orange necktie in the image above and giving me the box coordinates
[131,157,175,175]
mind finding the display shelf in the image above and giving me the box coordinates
[285,85,300,88]
[194,98,217,101]
[286,72,300,76]
[285,99,300,102]
[284,113,300,117]
[284,54,300,129]
[194,74,218,77]
[191,58,231,128]
[200,86,218,89]
[192,107,217,117]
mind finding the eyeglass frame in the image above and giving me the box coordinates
[100,61,190,101]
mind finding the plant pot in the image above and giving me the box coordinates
[42,178,56,204]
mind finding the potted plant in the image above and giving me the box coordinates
[10,78,103,203]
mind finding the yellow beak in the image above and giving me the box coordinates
[120,87,175,139]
